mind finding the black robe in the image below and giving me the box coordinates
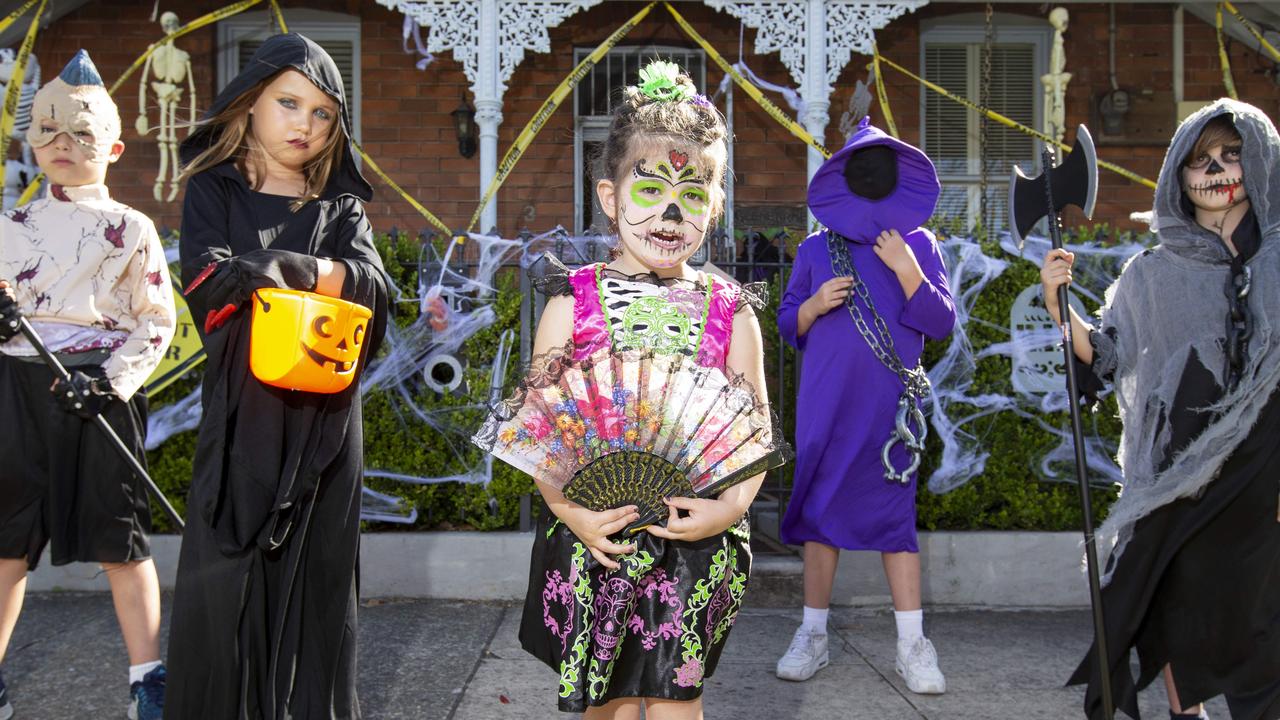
[1069,212,1280,720]
[165,34,388,720]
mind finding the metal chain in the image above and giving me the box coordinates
[827,232,930,398]
[827,232,931,485]
[978,2,994,231]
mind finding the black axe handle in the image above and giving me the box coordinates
[1039,136,1115,720]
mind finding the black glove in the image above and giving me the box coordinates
[0,286,20,343]
[196,250,320,331]
[51,370,116,419]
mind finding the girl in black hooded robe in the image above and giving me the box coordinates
[164,33,388,720]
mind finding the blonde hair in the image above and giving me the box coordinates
[179,70,346,210]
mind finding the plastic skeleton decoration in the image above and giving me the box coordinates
[1041,7,1071,145]
[135,12,195,202]
[0,49,40,209]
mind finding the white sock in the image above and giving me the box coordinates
[801,606,828,635]
[129,660,162,686]
[894,609,924,649]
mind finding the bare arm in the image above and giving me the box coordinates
[313,258,348,298]
[1040,248,1095,365]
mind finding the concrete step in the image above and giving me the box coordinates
[26,530,1094,607]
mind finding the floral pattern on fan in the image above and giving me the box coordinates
[474,344,791,533]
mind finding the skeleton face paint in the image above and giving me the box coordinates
[26,50,121,165]
[613,147,714,270]
[1181,143,1247,212]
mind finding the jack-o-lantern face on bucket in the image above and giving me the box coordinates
[304,312,367,374]
[250,288,373,393]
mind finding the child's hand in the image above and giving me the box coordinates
[645,496,744,543]
[561,504,641,570]
[802,277,853,318]
[0,280,20,342]
[1040,248,1075,318]
[873,229,923,278]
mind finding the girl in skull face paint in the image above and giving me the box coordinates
[515,61,771,718]
[1046,103,1280,720]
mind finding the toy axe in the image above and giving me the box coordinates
[1009,124,1098,249]
[1010,125,1114,720]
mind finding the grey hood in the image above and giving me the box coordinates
[1151,98,1280,265]
[1090,98,1280,582]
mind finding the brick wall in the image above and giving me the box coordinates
[17,0,1280,238]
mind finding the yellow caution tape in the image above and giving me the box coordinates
[467,2,655,231]
[1217,4,1239,100]
[871,45,898,139]
[1223,0,1280,63]
[355,141,452,236]
[0,0,46,186]
[875,54,1157,190]
[269,0,288,34]
[110,0,264,96]
[16,171,43,205]
[0,0,38,36]
[665,2,829,159]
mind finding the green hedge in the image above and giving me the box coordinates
[144,225,1145,534]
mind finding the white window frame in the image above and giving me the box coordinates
[217,10,362,142]
[572,45,711,235]
[919,14,1051,230]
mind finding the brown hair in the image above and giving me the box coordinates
[1183,114,1242,167]
[178,70,346,211]
[595,63,730,220]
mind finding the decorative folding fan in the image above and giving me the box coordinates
[473,346,791,535]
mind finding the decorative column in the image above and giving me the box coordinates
[379,0,604,232]
[803,0,829,187]
[476,0,501,232]
[704,0,928,220]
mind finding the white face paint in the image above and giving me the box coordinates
[1181,142,1247,213]
[607,146,715,271]
[26,76,121,165]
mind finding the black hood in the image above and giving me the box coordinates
[181,32,372,202]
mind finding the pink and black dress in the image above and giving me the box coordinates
[517,261,761,712]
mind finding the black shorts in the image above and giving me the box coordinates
[0,353,152,570]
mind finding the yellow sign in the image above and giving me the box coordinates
[144,276,205,396]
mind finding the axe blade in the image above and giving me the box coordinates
[1008,125,1099,249]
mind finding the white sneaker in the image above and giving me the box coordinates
[895,637,946,694]
[776,626,829,681]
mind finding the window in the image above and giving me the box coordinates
[217,10,362,140]
[920,15,1049,231]
[572,46,708,235]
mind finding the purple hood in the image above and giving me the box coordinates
[807,117,940,243]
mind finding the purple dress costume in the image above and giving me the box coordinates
[518,262,761,712]
[778,119,956,552]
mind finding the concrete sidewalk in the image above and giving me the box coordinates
[2,593,1229,719]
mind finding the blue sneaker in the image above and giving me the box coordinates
[0,668,12,720]
[127,665,165,720]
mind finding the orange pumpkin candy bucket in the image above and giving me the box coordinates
[249,288,373,393]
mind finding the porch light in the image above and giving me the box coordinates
[451,97,477,158]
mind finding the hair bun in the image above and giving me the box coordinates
[631,60,697,105]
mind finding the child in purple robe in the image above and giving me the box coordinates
[774,118,955,694]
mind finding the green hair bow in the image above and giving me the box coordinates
[636,61,693,103]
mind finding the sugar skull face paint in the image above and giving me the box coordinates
[608,147,714,270]
[1181,142,1247,212]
